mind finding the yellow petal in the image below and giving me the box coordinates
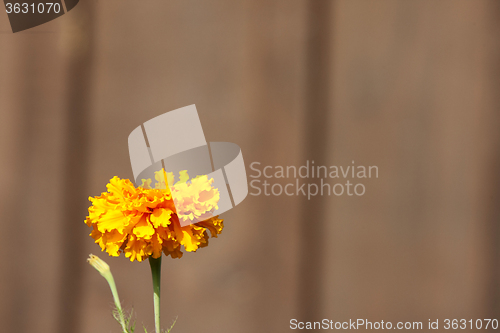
[97,210,128,233]
[150,208,173,228]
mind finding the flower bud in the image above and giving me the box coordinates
[87,254,111,277]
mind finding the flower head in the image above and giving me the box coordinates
[85,169,224,262]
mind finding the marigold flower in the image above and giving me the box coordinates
[85,169,224,262]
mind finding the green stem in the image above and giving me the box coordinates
[102,270,128,333]
[149,256,162,333]
[87,255,128,333]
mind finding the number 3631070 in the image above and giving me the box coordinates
[5,3,62,14]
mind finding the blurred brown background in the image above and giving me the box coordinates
[1,0,500,332]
